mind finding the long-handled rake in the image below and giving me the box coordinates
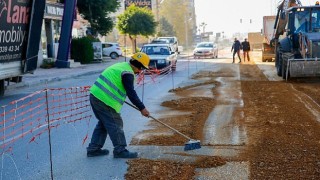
[125,101,201,151]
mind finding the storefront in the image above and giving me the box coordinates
[41,2,64,59]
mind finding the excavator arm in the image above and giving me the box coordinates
[274,0,302,39]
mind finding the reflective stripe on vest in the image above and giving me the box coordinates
[93,81,124,104]
[98,74,126,98]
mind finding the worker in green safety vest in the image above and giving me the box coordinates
[87,52,150,159]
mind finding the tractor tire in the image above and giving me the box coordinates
[281,52,294,80]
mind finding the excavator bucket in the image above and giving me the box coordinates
[288,58,320,79]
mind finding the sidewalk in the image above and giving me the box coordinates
[6,52,193,90]
[7,57,126,90]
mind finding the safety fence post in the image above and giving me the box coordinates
[45,89,54,180]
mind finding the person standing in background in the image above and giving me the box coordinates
[231,38,242,63]
[241,38,251,62]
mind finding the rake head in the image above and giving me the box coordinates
[184,139,201,151]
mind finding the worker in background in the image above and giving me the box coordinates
[87,52,150,159]
[241,38,251,62]
[231,38,242,63]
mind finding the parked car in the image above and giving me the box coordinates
[150,39,170,44]
[140,43,177,71]
[157,36,179,53]
[102,42,122,59]
[193,42,218,59]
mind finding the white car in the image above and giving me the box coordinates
[193,42,218,59]
[140,43,177,71]
[102,42,122,59]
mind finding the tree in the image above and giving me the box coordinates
[77,0,120,36]
[117,5,157,53]
[159,0,189,46]
[158,17,176,37]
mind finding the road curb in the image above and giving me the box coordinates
[6,69,102,90]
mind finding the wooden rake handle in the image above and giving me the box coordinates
[124,101,192,140]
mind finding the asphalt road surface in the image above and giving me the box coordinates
[0,54,214,179]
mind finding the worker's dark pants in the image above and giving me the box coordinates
[243,50,250,61]
[233,50,241,63]
[87,94,127,154]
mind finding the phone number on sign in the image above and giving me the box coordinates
[0,46,20,53]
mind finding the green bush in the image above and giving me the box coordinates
[71,36,99,64]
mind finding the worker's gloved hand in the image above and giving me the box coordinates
[140,108,150,117]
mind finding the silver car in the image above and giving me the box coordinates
[140,43,177,71]
[193,42,218,59]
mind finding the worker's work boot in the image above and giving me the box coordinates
[87,149,109,157]
[113,149,138,158]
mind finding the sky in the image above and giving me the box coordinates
[194,0,315,37]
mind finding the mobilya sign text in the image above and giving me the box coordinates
[0,0,32,63]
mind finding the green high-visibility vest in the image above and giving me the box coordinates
[90,62,134,113]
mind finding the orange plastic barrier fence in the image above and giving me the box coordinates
[0,87,92,154]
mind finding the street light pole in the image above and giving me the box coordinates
[199,22,207,34]
[185,16,192,50]
[155,0,159,36]
[185,15,188,50]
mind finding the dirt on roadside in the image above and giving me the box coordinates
[126,55,320,179]
[125,155,226,180]
[239,64,320,179]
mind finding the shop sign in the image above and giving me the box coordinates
[125,0,152,9]
[0,0,33,63]
[45,3,64,17]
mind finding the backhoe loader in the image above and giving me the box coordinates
[273,0,320,80]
